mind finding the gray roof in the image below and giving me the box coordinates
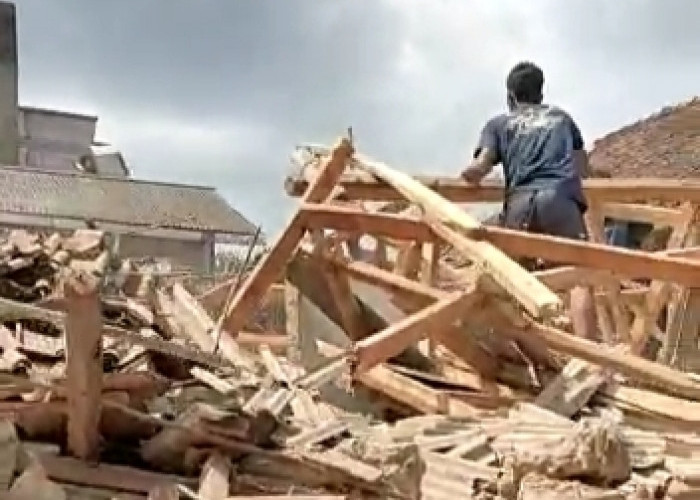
[0,167,256,234]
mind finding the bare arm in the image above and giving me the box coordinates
[461,147,498,184]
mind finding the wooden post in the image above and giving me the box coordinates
[64,271,103,461]
[629,203,696,354]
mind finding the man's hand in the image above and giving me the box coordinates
[461,146,497,185]
[461,165,486,184]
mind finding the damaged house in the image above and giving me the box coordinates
[590,97,700,248]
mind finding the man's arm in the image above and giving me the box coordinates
[462,147,499,183]
[461,118,501,184]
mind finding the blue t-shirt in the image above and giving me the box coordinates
[476,104,586,209]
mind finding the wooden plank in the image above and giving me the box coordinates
[318,342,481,418]
[394,241,423,279]
[317,251,499,376]
[198,452,231,500]
[36,454,197,495]
[585,202,627,343]
[302,177,562,319]
[226,497,346,500]
[534,267,620,291]
[535,358,606,417]
[628,203,696,353]
[422,241,441,358]
[148,484,179,500]
[601,202,685,226]
[286,170,700,204]
[64,271,103,461]
[320,259,369,341]
[352,289,481,374]
[299,202,434,241]
[481,303,700,401]
[464,220,700,286]
[659,288,700,369]
[302,202,700,285]
[170,284,254,370]
[214,138,353,337]
[284,279,301,362]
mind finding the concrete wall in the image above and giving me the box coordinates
[18,107,97,171]
[0,2,17,166]
[117,232,212,273]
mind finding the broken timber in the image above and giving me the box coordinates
[350,153,562,320]
[286,169,700,204]
[64,271,103,461]
[212,138,354,337]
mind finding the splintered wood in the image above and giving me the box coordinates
[4,137,700,498]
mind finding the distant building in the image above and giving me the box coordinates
[0,167,256,272]
[0,1,257,272]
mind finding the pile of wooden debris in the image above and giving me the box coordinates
[2,138,700,499]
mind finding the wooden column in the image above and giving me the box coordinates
[64,271,103,461]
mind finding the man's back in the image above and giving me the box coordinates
[485,104,585,207]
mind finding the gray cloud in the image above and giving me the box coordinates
[14,0,700,233]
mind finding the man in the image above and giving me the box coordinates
[461,61,597,341]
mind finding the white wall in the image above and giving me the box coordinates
[18,107,96,171]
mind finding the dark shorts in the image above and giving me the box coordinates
[498,188,588,270]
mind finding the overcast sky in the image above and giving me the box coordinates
[15,0,700,234]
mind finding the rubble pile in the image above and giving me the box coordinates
[1,139,700,499]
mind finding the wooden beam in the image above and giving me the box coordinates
[458,221,700,287]
[286,171,700,204]
[316,253,499,376]
[215,138,353,337]
[304,203,700,291]
[601,202,685,227]
[394,241,423,279]
[585,202,627,343]
[318,341,481,418]
[628,203,697,353]
[169,284,255,370]
[533,266,620,292]
[64,271,103,461]
[481,303,700,401]
[346,157,562,319]
[352,289,482,373]
[299,202,434,241]
[324,270,370,341]
[36,454,196,495]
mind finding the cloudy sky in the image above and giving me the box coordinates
[15,0,700,234]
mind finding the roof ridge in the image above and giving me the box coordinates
[0,166,217,191]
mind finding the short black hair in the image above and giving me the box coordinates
[506,62,544,104]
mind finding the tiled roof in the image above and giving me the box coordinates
[589,97,700,178]
[0,167,256,234]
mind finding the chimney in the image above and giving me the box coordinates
[0,1,17,166]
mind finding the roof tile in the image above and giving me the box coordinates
[590,97,700,179]
[0,167,255,234]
